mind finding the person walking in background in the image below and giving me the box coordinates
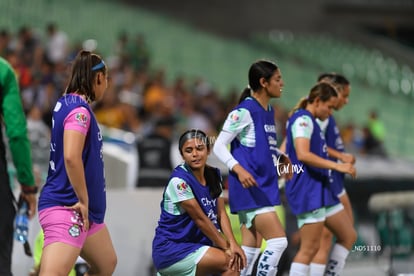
[152,129,246,275]
[213,60,290,276]
[284,82,357,276]
[37,50,117,275]
[0,56,37,276]
[364,110,387,157]
[308,73,356,275]
[136,116,175,188]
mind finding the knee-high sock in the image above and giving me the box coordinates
[240,246,261,276]
[324,244,349,275]
[289,262,309,276]
[310,263,326,276]
[256,237,288,276]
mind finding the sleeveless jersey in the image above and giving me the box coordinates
[227,97,280,213]
[38,94,106,223]
[285,109,338,215]
[152,164,222,270]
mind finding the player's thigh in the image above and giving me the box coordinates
[254,210,286,240]
[197,247,229,275]
[325,209,356,249]
[40,242,80,276]
[81,225,117,273]
[339,193,354,224]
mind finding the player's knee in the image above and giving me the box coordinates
[300,240,320,260]
[347,228,358,247]
[320,229,333,246]
[267,237,288,253]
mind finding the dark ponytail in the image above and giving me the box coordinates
[204,165,223,198]
[238,87,252,103]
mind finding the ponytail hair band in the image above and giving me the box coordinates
[92,60,105,71]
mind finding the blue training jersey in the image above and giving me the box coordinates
[227,97,280,213]
[152,164,222,270]
[39,94,106,223]
[318,115,346,195]
[285,109,339,215]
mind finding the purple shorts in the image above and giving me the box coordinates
[39,206,105,249]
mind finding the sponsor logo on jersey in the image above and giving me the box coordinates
[75,112,88,127]
[264,124,276,133]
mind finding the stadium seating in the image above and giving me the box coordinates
[0,0,412,158]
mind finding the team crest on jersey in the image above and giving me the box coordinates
[75,112,88,127]
[68,224,81,237]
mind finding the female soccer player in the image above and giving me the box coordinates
[284,82,357,276]
[152,129,246,276]
[38,50,117,275]
[214,60,290,276]
[310,73,356,275]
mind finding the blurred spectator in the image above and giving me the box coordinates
[196,89,226,133]
[136,117,175,188]
[341,122,364,155]
[177,92,215,136]
[142,68,174,119]
[118,66,144,112]
[21,58,58,120]
[94,85,140,132]
[367,110,386,143]
[26,106,51,171]
[360,126,387,157]
[364,110,387,157]
[4,50,32,90]
[16,26,42,68]
[113,31,129,68]
[126,33,150,72]
[0,29,12,57]
[44,22,69,66]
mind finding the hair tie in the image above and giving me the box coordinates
[92,60,105,71]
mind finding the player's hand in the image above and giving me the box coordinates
[67,202,89,232]
[336,163,357,179]
[232,164,257,188]
[20,193,37,219]
[229,241,246,271]
[340,153,356,164]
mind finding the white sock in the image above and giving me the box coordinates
[310,263,326,276]
[256,237,288,276]
[289,262,309,276]
[324,244,349,275]
[240,246,261,276]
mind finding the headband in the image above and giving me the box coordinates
[92,60,105,71]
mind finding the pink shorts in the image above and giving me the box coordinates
[39,206,105,249]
